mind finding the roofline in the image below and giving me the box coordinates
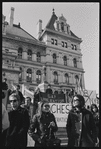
[2,33,46,49]
[39,28,82,43]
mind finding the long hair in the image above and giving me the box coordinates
[91,104,98,113]
[37,100,50,119]
[73,94,85,108]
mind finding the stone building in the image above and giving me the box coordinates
[2,7,85,94]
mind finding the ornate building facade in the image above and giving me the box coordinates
[2,7,85,94]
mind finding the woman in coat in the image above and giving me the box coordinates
[28,100,58,147]
[5,93,30,147]
[66,94,97,147]
[91,104,99,139]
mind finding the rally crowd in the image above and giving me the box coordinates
[2,81,99,147]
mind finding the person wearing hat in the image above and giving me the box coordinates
[5,93,30,147]
[66,94,97,147]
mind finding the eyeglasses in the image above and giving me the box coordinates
[9,99,18,103]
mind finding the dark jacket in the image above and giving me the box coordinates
[66,107,97,147]
[5,106,30,147]
[28,111,58,147]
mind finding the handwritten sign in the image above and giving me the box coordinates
[49,103,72,127]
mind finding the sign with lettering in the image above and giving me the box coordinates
[42,93,65,103]
[49,103,72,127]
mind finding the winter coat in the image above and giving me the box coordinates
[5,106,30,147]
[92,112,99,138]
[66,107,97,147]
[2,103,9,132]
[28,111,58,147]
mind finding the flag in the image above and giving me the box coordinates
[24,87,34,103]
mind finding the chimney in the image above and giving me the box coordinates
[36,19,42,39]
[10,7,14,27]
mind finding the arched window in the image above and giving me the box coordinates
[63,56,67,66]
[53,53,57,63]
[75,75,79,85]
[36,70,41,83]
[73,58,77,68]
[26,68,32,82]
[61,22,64,31]
[53,71,58,83]
[65,73,69,84]
[18,47,23,59]
[19,67,22,81]
[27,49,32,60]
[37,52,41,62]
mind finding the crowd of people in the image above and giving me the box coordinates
[2,80,99,147]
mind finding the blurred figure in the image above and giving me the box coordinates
[2,78,8,90]
[21,97,34,121]
[28,100,58,147]
[2,91,10,147]
[86,105,90,110]
[33,87,41,114]
[46,84,53,95]
[5,93,30,147]
[91,104,99,140]
[66,94,97,147]
[11,84,24,104]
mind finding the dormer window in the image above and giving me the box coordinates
[55,39,57,45]
[61,22,64,31]
[62,41,64,47]
[51,38,54,44]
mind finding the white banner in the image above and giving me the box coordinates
[49,103,72,127]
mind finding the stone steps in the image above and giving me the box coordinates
[55,127,68,146]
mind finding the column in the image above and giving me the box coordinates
[22,48,27,60]
[79,57,83,68]
[32,69,36,84]
[22,67,26,83]
[59,22,61,32]
[32,51,36,61]
[60,71,63,83]
[46,50,51,62]
[50,70,53,84]
[69,73,72,84]
[63,72,65,83]
[77,58,80,68]
[57,52,60,64]
[41,54,46,63]
[81,73,85,89]
[64,23,67,33]
[67,40,71,50]
[68,56,73,67]
[46,66,50,83]
[58,71,61,83]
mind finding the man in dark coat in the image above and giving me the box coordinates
[5,93,30,147]
[66,94,97,147]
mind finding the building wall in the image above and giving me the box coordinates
[2,11,85,94]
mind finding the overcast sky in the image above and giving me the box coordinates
[2,2,99,94]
